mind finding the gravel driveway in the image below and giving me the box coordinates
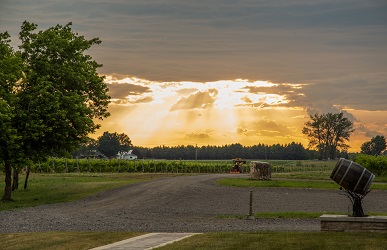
[1,174,386,233]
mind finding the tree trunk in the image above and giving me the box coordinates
[24,165,30,189]
[12,167,19,191]
[2,161,12,201]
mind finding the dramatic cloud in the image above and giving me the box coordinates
[2,0,386,87]
[170,89,218,111]
[2,0,386,151]
[107,82,152,99]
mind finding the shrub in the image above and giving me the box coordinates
[355,154,387,176]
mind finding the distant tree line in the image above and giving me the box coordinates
[75,111,387,162]
[75,131,354,161]
[130,142,348,161]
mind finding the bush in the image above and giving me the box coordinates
[355,154,387,176]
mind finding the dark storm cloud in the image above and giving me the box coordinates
[1,0,386,112]
[107,82,151,99]
[286,76,387,112]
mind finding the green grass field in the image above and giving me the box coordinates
[0,173,180,211]
[0,232,143,250]
[217,177,387,190]
[158,232,387,250]
[1,231,386,250]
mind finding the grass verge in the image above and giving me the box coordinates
[216,211,387,219]
[0,231,143,250]
[217,178,387,190]
[272,171,387,182]
[158,232,387,250]
[0,173,178,211]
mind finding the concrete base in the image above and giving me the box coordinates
[320,214,387,232]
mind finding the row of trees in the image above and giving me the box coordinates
[131,142,334,160]
[131,112,357,161]
[75,132,352,160]
[73,118,384,162]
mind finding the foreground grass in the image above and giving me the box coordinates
[0,173,178,211]
[1,231,386,250]
[272,171,332,180]
[159,232,387,250]
[0,231,143,250]
[217,178,387,190]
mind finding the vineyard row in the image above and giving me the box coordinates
[11,158,334,174]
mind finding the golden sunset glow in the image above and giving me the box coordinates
[88,74,387,153]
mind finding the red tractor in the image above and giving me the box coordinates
[230,158,246,174]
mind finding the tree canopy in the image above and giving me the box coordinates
[0,21,110,201]
[97,132,133,158]
[360,135,386,155]
[302,112,354,160]
[72,132,133,159]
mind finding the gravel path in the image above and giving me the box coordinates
[1,174,386,233]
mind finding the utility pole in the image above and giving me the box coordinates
[195,143,198,160]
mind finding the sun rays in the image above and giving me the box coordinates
[92,75,386,151]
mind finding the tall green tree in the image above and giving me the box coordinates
[1,21,110,201]
[360,135,386,155]
[302,112,354,160]
[97,132,133,158]
[0,32,24,200]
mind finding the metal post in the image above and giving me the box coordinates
[247,190,255,220]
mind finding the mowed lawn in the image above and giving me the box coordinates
[0,172,178,211]
[0,231,386,250]
[158,232,387,250]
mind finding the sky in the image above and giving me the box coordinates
[1,0,387,152]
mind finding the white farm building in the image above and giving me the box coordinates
[116,150,138,160]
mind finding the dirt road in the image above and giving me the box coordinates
[1,174,386,233]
